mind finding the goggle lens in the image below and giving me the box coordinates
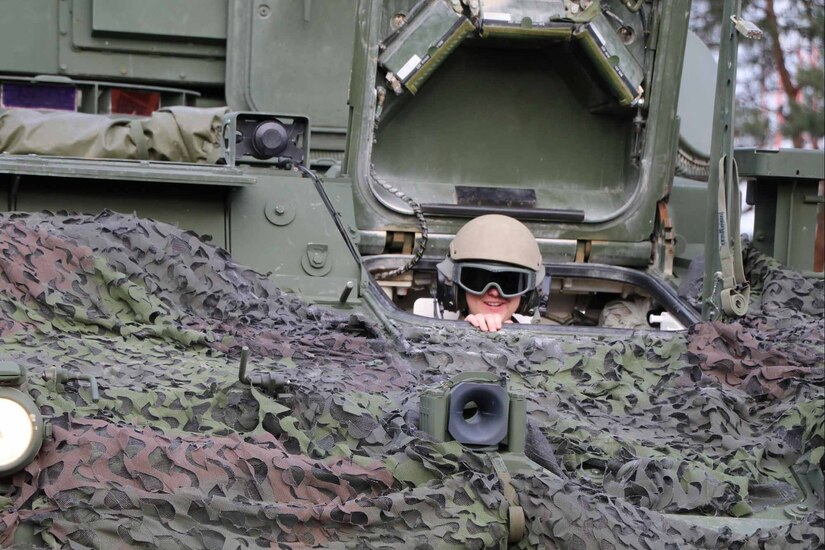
[457,265,532,297]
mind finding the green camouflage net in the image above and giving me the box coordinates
[0,211,822,549]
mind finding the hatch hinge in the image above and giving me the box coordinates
[371,231,418,298]
[654,201,675,277]
[575,240,592,263]
[387,230,415,256]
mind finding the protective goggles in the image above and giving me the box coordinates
[454,262,536,298]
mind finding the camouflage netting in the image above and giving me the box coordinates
[0,211,822,549]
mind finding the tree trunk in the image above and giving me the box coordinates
[764,0,804,147]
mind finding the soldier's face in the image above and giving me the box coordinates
[465,286,520,320]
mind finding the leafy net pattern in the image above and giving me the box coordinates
[0,211,822,549]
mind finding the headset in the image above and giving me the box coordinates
[436,257,542,317]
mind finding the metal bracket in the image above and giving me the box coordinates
[730,15,763,40]
[45,367,100,402]
[301,243,332,276]
[264,201,296,226]
[238,347,291,398]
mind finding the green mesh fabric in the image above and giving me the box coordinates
[0,211,822,549]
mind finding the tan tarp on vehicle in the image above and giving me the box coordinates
[0,107,228,163]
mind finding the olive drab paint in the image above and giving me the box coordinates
[0,0,822,547]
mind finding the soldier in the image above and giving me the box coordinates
[436,214,545,332]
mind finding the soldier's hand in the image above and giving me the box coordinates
[465,313,512,332]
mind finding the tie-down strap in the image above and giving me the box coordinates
[491,453,526,543]
[716,155,751,316]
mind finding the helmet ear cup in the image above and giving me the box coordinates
[516,289,540,316]
[436,265,458,312]
[457,287,468,316]
[516,273,547,316]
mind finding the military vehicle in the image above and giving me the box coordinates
[0,0,823,548]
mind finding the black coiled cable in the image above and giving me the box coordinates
[369,164,429,280]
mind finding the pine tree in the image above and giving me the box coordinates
[690,0,824,148]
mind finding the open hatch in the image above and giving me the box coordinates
[343,0,695,330]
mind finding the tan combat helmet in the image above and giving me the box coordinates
[450,215,545,278]
[437,215,545,315]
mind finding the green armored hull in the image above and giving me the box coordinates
[0,0,823,547]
